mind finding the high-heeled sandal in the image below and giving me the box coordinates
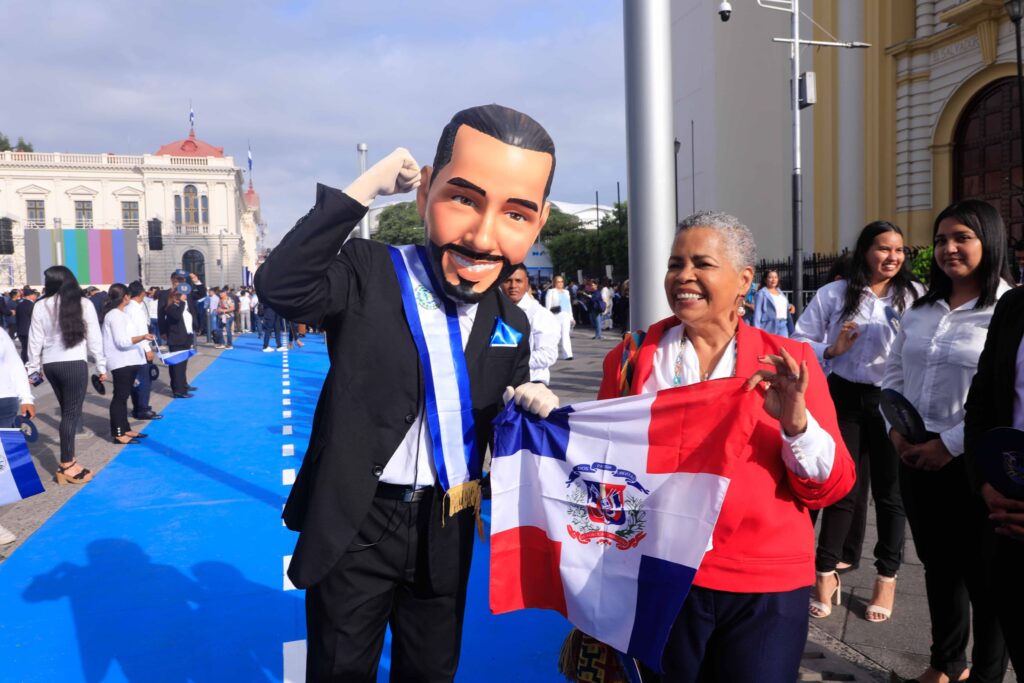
[809,570,841,618]
[112,436,141,445]
[55,462,94,485]
[126,432,149,439]
[865,575,896,623]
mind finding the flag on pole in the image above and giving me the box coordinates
[489,377,762,671]
[0,429,45,506]
[189,103,195,128]
[248,143,253,174]
[160,348,197,366]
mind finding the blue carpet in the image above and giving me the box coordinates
[0,333,567,682]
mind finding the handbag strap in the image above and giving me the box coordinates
[617,330,646,397]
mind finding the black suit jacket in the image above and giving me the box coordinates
[964,286,1024,490]
[158,283,206,347]
[255,185,531,591]
[15,299,34,337]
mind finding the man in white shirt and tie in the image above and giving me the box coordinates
[502,265,559,384]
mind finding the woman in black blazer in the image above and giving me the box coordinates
[964,285,1024,672]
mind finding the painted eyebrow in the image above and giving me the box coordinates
[508,197,538,212]
[447,177,486,195]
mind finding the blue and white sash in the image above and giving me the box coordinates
[388,245,480,501]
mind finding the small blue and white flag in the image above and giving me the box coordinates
[189,105,195,128]
[248,144,253,174]
[0,429,45,506]
[160,348,197,366]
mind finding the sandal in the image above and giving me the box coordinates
[55,462,94,486]
[865,575,896,623]
[809,570,841,618]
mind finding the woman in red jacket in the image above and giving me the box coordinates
[598,211,855,681]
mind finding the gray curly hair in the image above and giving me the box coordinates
[676,210,757,270]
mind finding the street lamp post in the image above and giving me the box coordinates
[1007,0,1024,199]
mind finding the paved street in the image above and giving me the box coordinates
[0,325,1014,682]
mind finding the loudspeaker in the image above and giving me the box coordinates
[148,219,163,250]
[0,218,13,255]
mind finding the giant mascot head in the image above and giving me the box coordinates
[416,104,555,303]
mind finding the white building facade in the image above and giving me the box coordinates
[0,128,263,288]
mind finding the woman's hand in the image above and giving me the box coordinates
[98,373,107,383]
[900,438,952,471]
[825,321,859,359]
[20,403,35,419]
[744,347,809,436]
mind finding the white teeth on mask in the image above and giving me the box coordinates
[451,252,499,273]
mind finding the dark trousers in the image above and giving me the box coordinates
[900,458,1007,681]
[168,343,190,394]
[989,534,1024,672]
[131,362,153,417]
[110,365,140,437]
[655,585,809,682]
[816,374,905,576]
[262,318,282,349]
[305,490,468,682]
[0,396,20,428]
[17,334,28,363]
[43,360,88,464]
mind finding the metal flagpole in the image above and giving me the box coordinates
[623,0,676,330]
[790,0,804,314]
[357,143,370,239]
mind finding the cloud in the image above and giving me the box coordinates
[3,0,627,245]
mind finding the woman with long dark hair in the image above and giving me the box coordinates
[884,199,1012,683]
[752,269,793,337]
[794,220,923,623]
[100,283,153,445]
[26,266,106,485]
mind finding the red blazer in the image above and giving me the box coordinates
[599,317,854,593]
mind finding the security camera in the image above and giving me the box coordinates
[718,1,732,21]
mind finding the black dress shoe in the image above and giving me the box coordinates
[173,392,194,399]
[188,386,199,391]
[134,412,163,420]
[128,433,149,439]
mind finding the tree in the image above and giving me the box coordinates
[373,201,424,245]
[0,133,34,152]
[540,205,582,239]
[544,201,629,281]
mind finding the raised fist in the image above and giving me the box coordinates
[344,147,421,207]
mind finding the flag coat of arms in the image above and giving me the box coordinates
[489,377,762,671]
[0,428,45,506]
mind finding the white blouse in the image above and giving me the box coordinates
[26,295,106,375]
[0,331,33,405]
[102,308,146,372]
[881,281,1013,457]
[793,279,924,386]
[641,324,836,482]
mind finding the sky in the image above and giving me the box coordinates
[3,1,627,246]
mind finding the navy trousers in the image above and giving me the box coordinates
[131,362,154,418]
[657,585,809,682]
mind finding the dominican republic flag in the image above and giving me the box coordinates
[0,429,44,506]
[160,348,196,366]
[490,377,762,671]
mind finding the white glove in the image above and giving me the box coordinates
[343,147,421,207]
[503,383,560,419]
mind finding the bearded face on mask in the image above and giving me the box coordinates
[416,105,555,304]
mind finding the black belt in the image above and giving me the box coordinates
[375,482,431,503]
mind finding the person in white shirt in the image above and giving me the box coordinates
[248,290,261,335]
[501,265,559,384]
[793,220,924,623]
[543,275,574,360]
[27,266,106,485]
[101,284,154,445]
[238,290,252,333]
[144,287,161,346]
[126,281,160,421]
[600,279,614,330]
[752,269,793,338]
[0,329,35,545]
[883,200,1013,683]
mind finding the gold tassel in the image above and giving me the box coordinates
[441,480,481,528]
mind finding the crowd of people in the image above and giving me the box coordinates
[0,265,311,547]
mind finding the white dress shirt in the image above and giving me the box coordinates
[516,293,560,384]
[882,281,1012,456]
[26,295,106,375]
[1015,335,1024,431]
[380,302,479,487]
[544,287,572,317]
[0,331,33,405]
[641,324,836,482]
[793,279,924,386]
[144,295,159,319]
[126,300,152,356]
[102,308,146,372]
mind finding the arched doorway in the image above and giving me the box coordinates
[182,249,206,283]
[953,76,1023,243]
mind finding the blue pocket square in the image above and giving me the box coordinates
[489,317,524,347]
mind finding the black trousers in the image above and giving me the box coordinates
[816,374,905,576]
[900,458,1007,681]
[305,490,469,682]
[988,534,1024,672]
[168,343,190,394]
[109,365,140,437]
[17,334,28,363]
[43,360,88,464]
[655,586,809,682]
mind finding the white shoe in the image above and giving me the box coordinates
[275,347,287,352]
[262,347,273,353]
[0,524,16,545]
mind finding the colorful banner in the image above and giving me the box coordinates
[23,229,139,285]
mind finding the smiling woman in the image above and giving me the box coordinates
[597,210,854,679]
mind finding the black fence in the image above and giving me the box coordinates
[757,247,925,295]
